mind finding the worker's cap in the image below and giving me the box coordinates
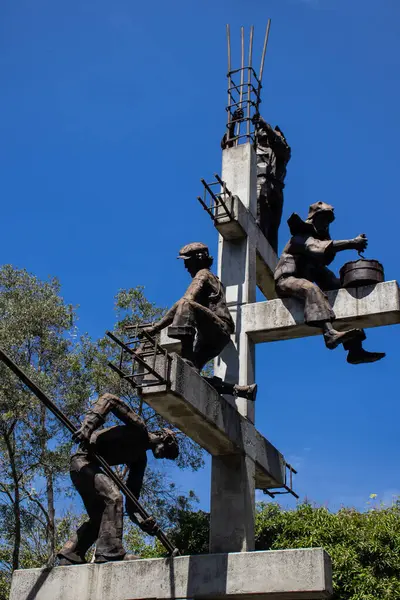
[177,242,210,260]
[307,201,335,221]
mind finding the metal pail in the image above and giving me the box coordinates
[339,259,384,288]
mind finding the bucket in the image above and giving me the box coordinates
[339,258,384,289]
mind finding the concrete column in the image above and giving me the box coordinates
[210,143,258,553]
[215,143,258,421]
[210,454,255,553]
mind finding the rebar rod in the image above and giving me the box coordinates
[226,24,231,131]
[0,347,179,556]
[237,26,245,143]
[247,25,254,137]
[259,19,271,85]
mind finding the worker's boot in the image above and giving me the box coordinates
[344,335,386,364]
[204,377,257,401]
[167,331,196,368]
[57,552,86,567]
[94,553,140,564]
[233,383,258,402]
[323,326,364,350]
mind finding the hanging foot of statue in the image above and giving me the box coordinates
[323,327,363,350]
[347,349,386,365]
[204,376,257,401]
[233,383,258,401]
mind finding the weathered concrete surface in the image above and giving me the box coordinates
[160,282,399,351]
[141,354,285,490]
[210,454,255,553]
[9,548,333,600]
[255,213,279,301]
[243,281,400,343]
[212,189,278,301]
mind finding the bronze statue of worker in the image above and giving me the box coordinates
[57,393,179,566]
[141,242,256,400]
[274,202,385,364]
[221,110,291,254]
[252,113,291,254]
[142,242,235,372]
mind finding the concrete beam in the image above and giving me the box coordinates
[141,354,285,489]
[10,549,333,600]
[243,281,400,343]
[213,189,278,300]
[256,225,278,300]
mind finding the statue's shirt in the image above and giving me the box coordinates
[73,394,150,467]
[256,125,291,184]
[88,425,148,467]
[184,269,234,334]
[275,234,335,282]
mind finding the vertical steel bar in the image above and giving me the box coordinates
[247,25,254,138]
[237,26,245,144]
[259,19,271,84]
[226,24,232,131]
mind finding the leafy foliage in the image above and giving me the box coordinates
[167,499,400,599]
[0,268,204,600]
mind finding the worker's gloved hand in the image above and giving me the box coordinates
[72,425,92,444]
[139,516,158,536]
[352,233,368,253]
[252,113,260,125]
[232,108,244,121]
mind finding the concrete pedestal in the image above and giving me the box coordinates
[9,549,333,600]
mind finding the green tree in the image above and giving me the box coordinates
[168,499,400,600]
[0,265,93,572]
[0,269,203,598]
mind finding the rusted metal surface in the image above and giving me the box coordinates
[197,174,236,224]
[340,258,385,288]
[107,329,172,389]
[224,24,271,146]
[263,462,299,500]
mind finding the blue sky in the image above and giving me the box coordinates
[1,0,400,514]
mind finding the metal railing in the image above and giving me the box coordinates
[197,173,237,224]
[107,327,171,389]
[263,462,299,500]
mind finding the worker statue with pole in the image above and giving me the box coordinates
[57,393,179,566]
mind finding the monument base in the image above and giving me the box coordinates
[10,548,332,600]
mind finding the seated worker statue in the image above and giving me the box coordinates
[142,242,232,371]
[274,202,385,364]
[57,393,179,566]
[141,242,256,400]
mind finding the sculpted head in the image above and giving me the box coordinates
[177,242,214,277]
[150,429,179,461]
[306,201,335,231]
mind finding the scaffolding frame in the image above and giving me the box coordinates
[225,21,271,146]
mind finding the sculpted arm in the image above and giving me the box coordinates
[73,393,147,443]
[142,273,208,335]
[332,234,368,254]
